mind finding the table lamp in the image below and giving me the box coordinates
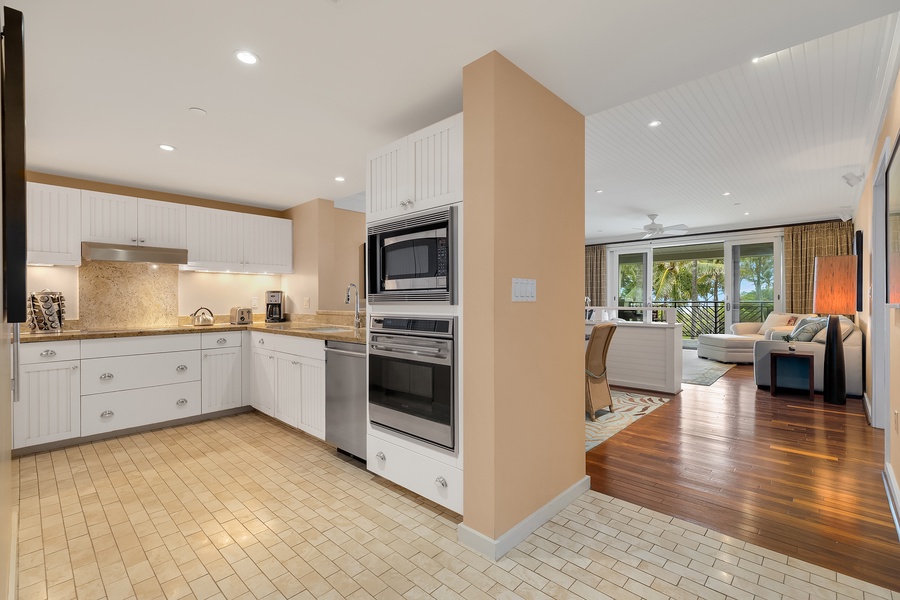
[812,255,857,405]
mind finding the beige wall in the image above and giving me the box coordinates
[462,51,586,538]
[856,63,900,478]
[281,199,365,314]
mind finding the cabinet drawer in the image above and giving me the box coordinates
[81,381,201,436]
[367,435,462,513]
[19,340,80,364]
[201,331,242,349]
[276,335,325,360]
[250,332,278,351]
[81,334,200,359]
[81,350,200,395]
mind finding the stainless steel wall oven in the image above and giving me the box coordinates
[367,206,457,304]
[368,315,456,450]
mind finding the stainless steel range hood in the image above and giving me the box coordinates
[81,242,188,265]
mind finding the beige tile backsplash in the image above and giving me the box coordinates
[78,261,179,330]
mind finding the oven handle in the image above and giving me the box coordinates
[372,342,442,354]
[369,344,452,366]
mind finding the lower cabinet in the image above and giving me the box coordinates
[14,360,81,449]
[201,347,242,413]
[250,336,325,440]
[81,382,201,436]
[367,434,463,513]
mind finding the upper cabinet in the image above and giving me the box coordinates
[367,113,462,222]
[185,206,292,273]
[82,190,186,249]
[26,182,82,265]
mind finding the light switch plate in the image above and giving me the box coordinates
[251,296,258,308]
[512,278,537,302]
[303,297,311,309]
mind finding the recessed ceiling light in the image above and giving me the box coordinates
[188,107,207,116]
[334,176,345,182]
[744,211,750,216]
[647,120,662,128]
[752,57,760,64]
[722,192,731,196]
[159,144,176,152]
[595,189,603,194]
[235,50,259,65]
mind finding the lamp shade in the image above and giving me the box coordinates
[812,255,857,315]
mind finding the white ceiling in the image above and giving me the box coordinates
[13,0,900,229]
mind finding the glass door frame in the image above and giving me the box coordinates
[607,245,652,309]
[723,234,783,332]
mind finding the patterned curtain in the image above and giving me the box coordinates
[585,245,605,305]
[784,220,854,313]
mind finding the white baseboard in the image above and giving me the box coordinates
[9,506,17,600]
[457,475,590,560]
[885,462,900,542]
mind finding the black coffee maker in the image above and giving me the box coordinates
[265,290,286,323]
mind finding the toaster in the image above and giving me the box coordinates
[230,307,252,325]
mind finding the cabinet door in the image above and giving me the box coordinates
[250,347,276,416]
[26,183,82,265]
[81,190,138,245]
[297,357,325,440]
[137,199,186,248]
[407,113,462,212]
[274,354,301,427]
[14,360,81,449]
[201,347,242,413]
[366,138,408,221]
[185,206,245,271]
[243,214,293,273]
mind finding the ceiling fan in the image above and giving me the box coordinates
[639,214,689,239]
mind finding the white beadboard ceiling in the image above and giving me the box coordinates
[11,0,900,228]
[586,13,900,244]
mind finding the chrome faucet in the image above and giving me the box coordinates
[346,283,361,329]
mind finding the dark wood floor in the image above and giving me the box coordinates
[587,364,900,592]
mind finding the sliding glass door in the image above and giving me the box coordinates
[723,236,783,332]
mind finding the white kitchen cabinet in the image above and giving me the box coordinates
[367,113,462,222]
[250,346,276,417]
[14,360,81,449]
[82,190,186,249]
[26,182,82,265]
[201,347,242,413]
[81,381,200,437]
[243,214,293,273]
[81,350,200,395]
[185,206,292,273]
[296,357,325,439]
[273,355,301,427]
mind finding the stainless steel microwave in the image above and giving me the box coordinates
[367,206,457,303]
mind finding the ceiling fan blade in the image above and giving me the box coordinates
[641,232,654,239]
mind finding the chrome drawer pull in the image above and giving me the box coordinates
[99,373,114,380]
[39,349,57,357]
[376,452,385,461]
[435,476,447,488]
[71,365,79,371]
[100,410,114,418]
[217,338,227,345]
[292,361,299,365]
[204,354,208,358]
[176,398,188,406]
[258,339,265,345]
[176,365,188,372]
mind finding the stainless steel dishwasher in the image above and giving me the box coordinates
[325,340,367,460]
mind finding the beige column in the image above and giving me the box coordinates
[460,51,587,557]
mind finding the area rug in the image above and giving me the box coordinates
[682,349,736,386]
[586,391,669,452]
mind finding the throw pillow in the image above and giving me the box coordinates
[758,313,803,336]
[812,316,855,343]
[785,316,797,326]
[786,317,828,342]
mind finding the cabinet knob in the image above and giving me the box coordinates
[204,354,208,359]
[258,339,265,345]
[292,361,299,365]
[435,476,447,488]
[269,356,274,360]
[176,398,188,406]
[140,238,145,243]
[131,238,137,242]
[376,451,386,461]
[100,410,114,418]
[39,349,57,357]
[176,365,188,372]
[217,338,227,345]
[71,365,79,371]
[99,372,114,380]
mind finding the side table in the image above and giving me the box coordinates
[770,350,815,401]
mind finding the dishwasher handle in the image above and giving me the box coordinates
[325,347,365,359]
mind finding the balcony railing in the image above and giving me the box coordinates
[624,300,775,337]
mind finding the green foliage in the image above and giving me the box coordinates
[650,259,724,302]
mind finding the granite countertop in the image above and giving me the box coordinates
[19,322,366,344]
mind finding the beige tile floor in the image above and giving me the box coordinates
[13,412,900,600]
